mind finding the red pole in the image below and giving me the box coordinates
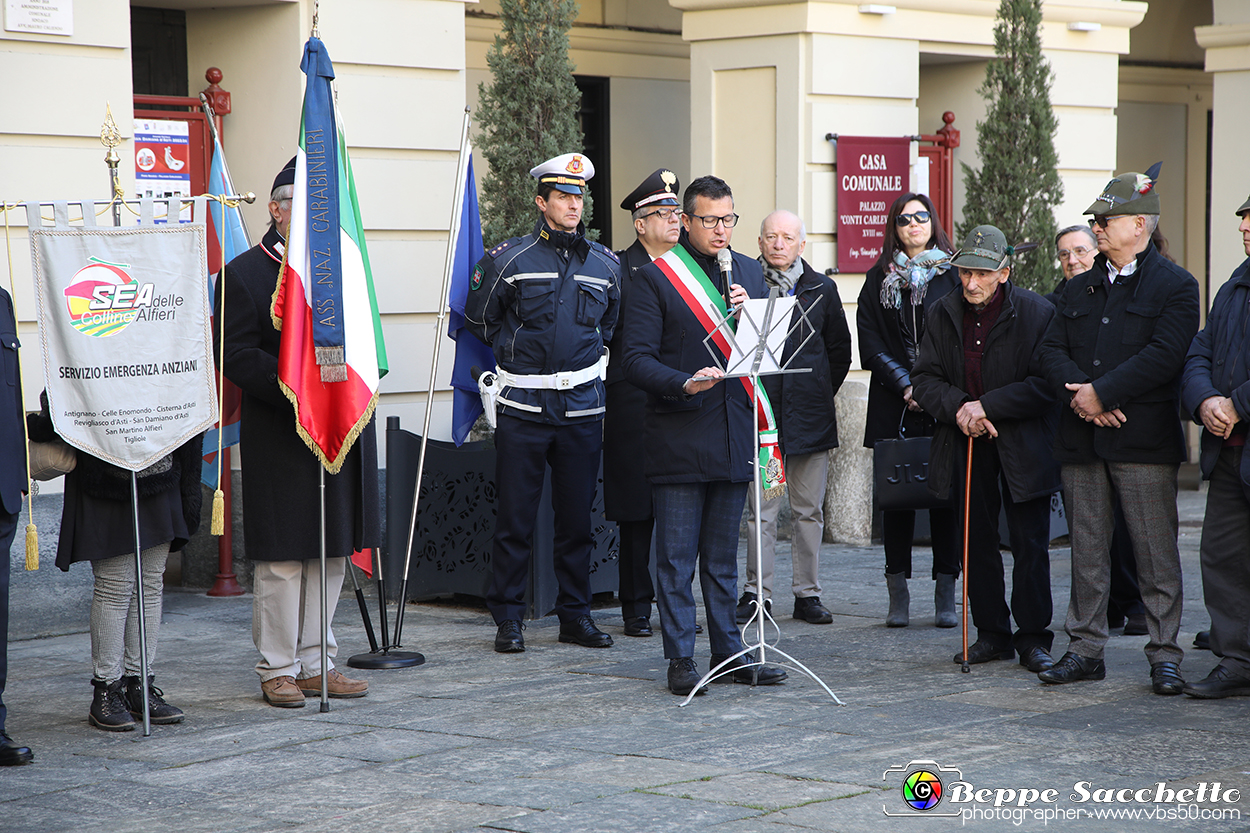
[208,444,244,596]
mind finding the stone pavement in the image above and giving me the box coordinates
[4,487,1248,833]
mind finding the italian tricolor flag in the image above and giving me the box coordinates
[272,36,387,474]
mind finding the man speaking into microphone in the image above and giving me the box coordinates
[622,175,788,696]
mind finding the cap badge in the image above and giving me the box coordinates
[566,155,585,174]
[661,170,677,191]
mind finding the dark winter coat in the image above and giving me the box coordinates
[215,227,380,562]
[464,218,620,425]
[761,259,852,457]
[856,262,958,446]
[621,234,767,484]
[603,239,654,521]
[912,281,1061,502]
[1181,257,1250,485]
[28,393,204,568]
[0,288,25,517]
[1039,242,1199,465]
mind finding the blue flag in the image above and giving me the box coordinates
[448,153,492,446]
[206,135,249,307]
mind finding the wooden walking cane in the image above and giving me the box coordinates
[960,434,973,673]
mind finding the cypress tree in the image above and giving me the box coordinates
[476,0,594,245]
[957,0,1063,293]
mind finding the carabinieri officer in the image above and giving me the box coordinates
[465,153,621,653]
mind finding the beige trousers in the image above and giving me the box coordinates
[745,450,829,600]
[253,558,346,681]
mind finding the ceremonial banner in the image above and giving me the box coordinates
[30,210,218,471]
[835,136,910,274]
[273,36,387,474]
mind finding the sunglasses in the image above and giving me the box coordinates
[896,211,931,227]
[1088,215,1123,230]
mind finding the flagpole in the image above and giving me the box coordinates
[130,472,152,736]
[392,106,472,648]
[319,467,330,712]
[198,94,252,244]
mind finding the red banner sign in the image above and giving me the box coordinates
[836,136,911,273]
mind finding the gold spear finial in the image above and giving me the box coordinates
[100,102,122,165]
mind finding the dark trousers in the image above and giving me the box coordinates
[1199,447,1250,677]
[956,439,1053,653]
[617,517,655,621]
[883,507,960,579]
[653,481,747,660]
[0,509,17,735]
[487,414,601,624]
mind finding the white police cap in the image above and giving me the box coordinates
[529,153,594,195]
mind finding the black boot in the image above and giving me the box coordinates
[123,674,185,725]
[89,679,136,732]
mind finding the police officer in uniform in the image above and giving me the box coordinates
[466,153,621,653]
[607,169,682,638]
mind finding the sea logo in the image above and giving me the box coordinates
[63,257,143,338]
[883,760,963,818]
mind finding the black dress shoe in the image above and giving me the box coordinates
[1123,612,1148,636]
[1020,646,1054,672]
[1038,651,1105,684]
[793,596,833,624]
[1194,630,1211,651]
[558,615,614,648]
[710,654,788,686]
[1183,664,1250,699]
[668,657,706,696]
[695,622,703,634]
[0,735,32,766]
[953,640,1013,664]
[1150,661,1185,695]
[494,620,525,653]
[735,593,771,624]
[623,617,653,637]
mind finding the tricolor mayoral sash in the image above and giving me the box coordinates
[653,246,786,497]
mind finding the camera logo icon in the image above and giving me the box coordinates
[883,760,963,818]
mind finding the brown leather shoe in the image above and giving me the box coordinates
[296,669,368,699]
[261,675,306,708]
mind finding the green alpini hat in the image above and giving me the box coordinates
[951,225,1012,271]
[1084,162,1162,216]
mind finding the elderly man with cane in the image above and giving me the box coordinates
[912,225,1059,673]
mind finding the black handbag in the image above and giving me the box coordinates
[873,413,948,511]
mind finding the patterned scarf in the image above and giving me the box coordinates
[758,255,804,295]
[880,248,951,309]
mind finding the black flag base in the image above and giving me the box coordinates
[347,649,425,670]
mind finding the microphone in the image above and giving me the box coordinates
[716,249,734,309]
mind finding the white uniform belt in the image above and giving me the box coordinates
[497,354,607,391]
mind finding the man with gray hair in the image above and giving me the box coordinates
[736,210,852,626]
[217,157,377,706]
[1037,164,1199,694]
[1055,225,1097,282]
[1050,222,1147,637]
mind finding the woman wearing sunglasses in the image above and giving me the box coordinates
[857,193,961,629]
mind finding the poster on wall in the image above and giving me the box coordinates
[835,136,910,274]
[134,119,191,222]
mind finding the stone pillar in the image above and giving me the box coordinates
[1197,3,1250,296]
[825,380,871,545]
